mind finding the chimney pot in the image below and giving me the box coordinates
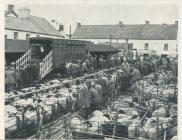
[59,23,64,31]
[8,4,14,11]
[145,21,150,25]
[119,21,123,25]
[77,22,81,27]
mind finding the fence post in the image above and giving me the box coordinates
[21,112,25,139]
[16,116,21,138]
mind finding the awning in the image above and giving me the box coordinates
[88,44,120,53]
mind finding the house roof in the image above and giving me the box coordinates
[72,24,178,40]
[88,44,119,52]
[5,16,64,38]
[5,39,30,52]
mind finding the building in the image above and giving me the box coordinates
[72,21,178,56]
[88,44,120,57]
[5,4,65,40]
[5,4,65,64]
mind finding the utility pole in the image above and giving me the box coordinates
[110,34,112,46]
[69,25,72,39]
[125,37,129,58]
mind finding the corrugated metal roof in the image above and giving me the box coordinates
[5,39,29,52]
[72,24,178,40]
[88,44,119,52]
[5,16,64,37]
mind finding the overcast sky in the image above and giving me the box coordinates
[5,0,180,34]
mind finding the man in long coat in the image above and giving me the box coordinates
[17,65,27,89]
[79,79,92,119]
[90,84,102,112]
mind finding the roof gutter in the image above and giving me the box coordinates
[5,28,65,38]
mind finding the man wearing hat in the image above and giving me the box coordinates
[90,81,102,112]
[5,65,16,92]
[81,60,89,74]
[17,65,27,89]
[97,73,108,107]
[79,79,92,119]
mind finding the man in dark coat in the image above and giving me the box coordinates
[118,69,131,94]
[97,74,108,107]
[79,79,92,119]
[90,84,102,112]
[17,65,27,89]
[26,61,35,85]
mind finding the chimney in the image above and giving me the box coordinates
[17,8,30,18]
[8,4,14,11]
[59,23,64,31]
[145,21,150,25]
[119,21,123,25]
[5,4,18,17]
[175,21,178,25]
[77,22,81,27]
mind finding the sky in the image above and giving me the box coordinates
[4,0,180,34]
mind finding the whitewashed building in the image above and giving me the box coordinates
[5,4,65,40]
[72,21,178,56]
[5,4,65,64]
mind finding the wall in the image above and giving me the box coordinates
[72,38,126,44]
[73,38,177,56]
[129,39,177,56]
[5,29,64,40]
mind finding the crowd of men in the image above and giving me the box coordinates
[5,53,177,95]
[78,55,178,119]
[66,54,124,78]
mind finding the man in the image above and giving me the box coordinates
[90,82,102,112]
[122,57,130,74]
[81,60,89,74]
[27,61,35,85]
[5,65,16,92]
[130,67,141,83]
[118,69,131,94]
[79,79,92,119]
[17,65,27,89]
[97,73,108,107]
[99,55,104,69]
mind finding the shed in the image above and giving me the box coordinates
[88,44,120,56]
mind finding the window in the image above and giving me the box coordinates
[14,32,18,39]
[164,43,168,51]
[26,34,30,40]
[144,43,148,50]
[128,43,133,50]
[5,35,7,39]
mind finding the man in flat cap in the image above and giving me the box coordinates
[79,79,92,119]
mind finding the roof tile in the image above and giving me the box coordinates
[5,16,64,37]
[72,24,178,40]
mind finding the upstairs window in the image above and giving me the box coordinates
[164,43,168,51]
[144,43,148,50]
[26,34,30,40]
[14,32,18,40]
